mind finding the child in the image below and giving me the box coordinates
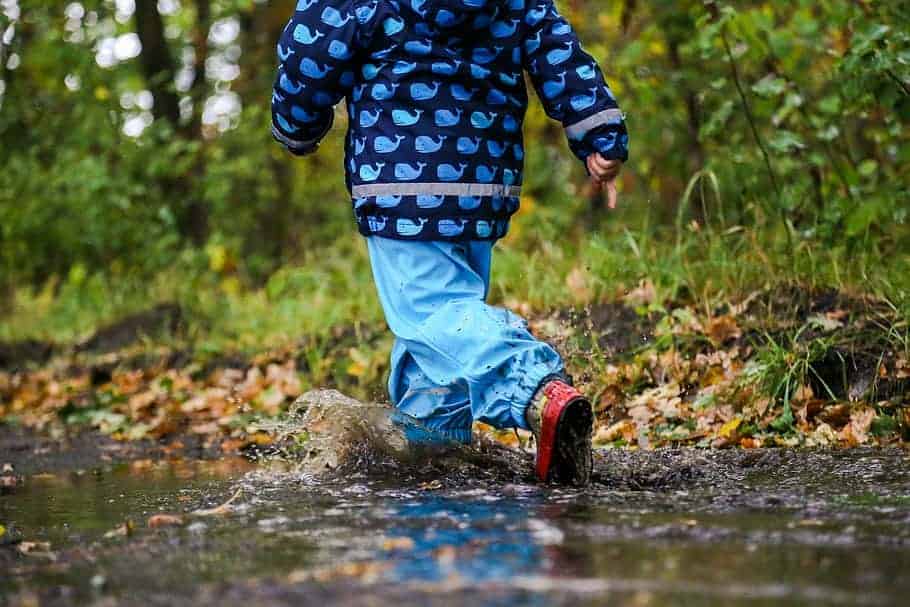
[272,0,628,486]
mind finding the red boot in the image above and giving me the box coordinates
[526,379,594,486]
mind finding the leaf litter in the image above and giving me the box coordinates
[0,285,906,454]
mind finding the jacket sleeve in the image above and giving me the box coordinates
[271,0,365,156]
[523,0,629,164]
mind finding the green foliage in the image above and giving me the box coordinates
[744,327,835,433]
[0,1,908,327]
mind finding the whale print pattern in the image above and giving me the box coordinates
[272,0,629,241]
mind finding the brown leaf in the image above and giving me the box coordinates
[840,406,876,446]
[148,514,185,528]
[191,488,243,517]
[596,386,624,412]
[382,537,416,551]
[895,357,909,379]
[706,315,742,345]
[593,420,633,445]
[817,403,851,429]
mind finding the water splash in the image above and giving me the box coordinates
[252,390,529,482]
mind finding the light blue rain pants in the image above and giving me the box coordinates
[366,236,565,444]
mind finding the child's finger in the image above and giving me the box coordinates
[586,155,604,179]
[587,154,610,176]
[607,180,618,210]
[591,155,621,173]
[594,157,618,171]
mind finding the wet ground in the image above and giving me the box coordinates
[1,419,909,606]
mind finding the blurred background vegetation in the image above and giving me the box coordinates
[1,0,908,351]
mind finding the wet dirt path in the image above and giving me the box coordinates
[1,424,908,607]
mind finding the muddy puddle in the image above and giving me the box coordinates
[2,400,909,606]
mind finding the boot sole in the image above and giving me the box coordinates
[551,398,594,487]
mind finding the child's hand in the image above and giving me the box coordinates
[586,153,623,210]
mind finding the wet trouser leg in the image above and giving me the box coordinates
[366,236,565,443]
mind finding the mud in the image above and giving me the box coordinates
[0,339,56,372]
[75,303,184,355]
[2,391,909,606]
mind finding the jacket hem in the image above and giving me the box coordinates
[357,214,509,241]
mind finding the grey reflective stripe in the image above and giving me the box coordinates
[270,124,319,154]
[565,108,625,139]
[351,183,522,198]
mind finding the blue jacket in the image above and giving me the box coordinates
[272,0,629,241]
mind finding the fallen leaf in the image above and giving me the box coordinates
[808,422,837,447]
[191,488,243,517]
[593,420,633,445]
[718,417,742,438]
[654,396,682,420]
[311,560,389,584]
[104,520,135,538]
[840,406,876,446]
[382,537,416,551]
[895,358,909,379]
[596,386,624,412]
[18,541,56,560]
[817,403,851,428]
[807,313,844,332]
[148,514,184,528]
[627,405,653,425]
[706,315,742,345]
[797,519,826,527]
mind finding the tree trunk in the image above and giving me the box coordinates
[182,0,212,244]
[135,0,210,245]
[134,0,181,126]
[187,0,211,138]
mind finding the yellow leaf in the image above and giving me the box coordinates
[0,524,5,538]
[220,276,241,296]
[346,348,370,377]
[719,417,742,438]
[207,244,227,272]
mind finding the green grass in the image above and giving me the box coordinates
[2,201,908,355]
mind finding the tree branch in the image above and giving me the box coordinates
[719,23,781,199]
